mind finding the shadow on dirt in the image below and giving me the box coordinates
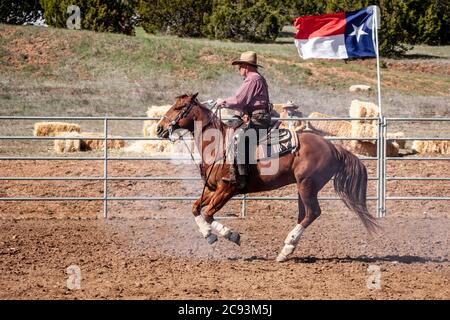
[239,255,448,264]
[392,53,447,60]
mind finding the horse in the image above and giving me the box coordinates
[156,93,378,262]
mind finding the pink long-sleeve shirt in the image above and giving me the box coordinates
[223,71,270,114]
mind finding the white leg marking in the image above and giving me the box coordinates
[195,215,211,238]
[284,224,305,245]
[277,224,305,262]
[211,221,232,238]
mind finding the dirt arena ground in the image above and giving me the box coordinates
[0,159,448,299]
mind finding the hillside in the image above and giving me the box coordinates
[0,24,449,118]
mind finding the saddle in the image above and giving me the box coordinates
[225,127,300,163]
[255,127,300,161]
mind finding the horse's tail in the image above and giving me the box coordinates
[333,144,379,234]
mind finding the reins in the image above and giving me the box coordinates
[168,100,227,205]
[197,102,225,202]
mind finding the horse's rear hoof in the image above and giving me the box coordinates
[276,254,288,263]
[206,233,218,245]
[229,232,241,246]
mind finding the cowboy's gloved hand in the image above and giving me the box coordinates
[216,99,226,108]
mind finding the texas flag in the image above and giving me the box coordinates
[294,6,377,60]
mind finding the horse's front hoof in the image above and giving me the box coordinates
[228,232,241,246]
[276,254,288,263]
[206,233,218,245]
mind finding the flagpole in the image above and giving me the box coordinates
[373,5,382,117]
[372,5,385,218]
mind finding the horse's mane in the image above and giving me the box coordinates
[175,93,229,130]
[175,93,190,100]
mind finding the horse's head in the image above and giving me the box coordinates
[156,93,201,139]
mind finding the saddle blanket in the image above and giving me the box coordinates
[255,128,300,161]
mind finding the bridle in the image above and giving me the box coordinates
[162,99,197,141]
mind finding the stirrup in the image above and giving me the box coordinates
[222,173,246,189]
[222,176,233,183]
[222,173,237,184]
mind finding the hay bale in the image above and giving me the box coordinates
[142,140,174,153]
[349,85,372,93]
[385,141,400,157]
[387,131,406,149]
[146,105,172,119]
[124,139,196,155]
[412,140,450,155]
[294,124,308,131]
[143,121,159,137]
[307,112,352,137]
[143,121,153,137]
[349,100,379,122]
[143,105,172,136]
[79,132,125,150]
[279,110,303,129]
[350,122,378,139]
[305,105,399,158]
[344,140,399,157]
[125,140,174,154]
[349,100,379,141]
[53,132,124,153]
[53,132,81,153]
[139,104,194,155]
[272,103,285,115]
[344,141,377,156]
[34,122,80,136]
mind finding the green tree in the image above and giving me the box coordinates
[0,0,43,25]
[413,0,449,45]
[40,0,137,35]
[418,2,441,45]
[376,0,412,56]
[436,0,450,44]
[277,0,327,25]
[325,0,369,13]
[205,0,282,42]
[138,0,212,37]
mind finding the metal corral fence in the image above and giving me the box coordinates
[379,117,450,217]
[0,116,448,219]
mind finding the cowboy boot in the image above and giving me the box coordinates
[236,163,247,189]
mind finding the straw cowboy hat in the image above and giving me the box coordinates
[231,51,263,68]
[283,100,299,109]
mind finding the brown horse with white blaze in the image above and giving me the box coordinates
[156,93,378,262]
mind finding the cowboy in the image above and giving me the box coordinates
[216,51,272,189]
[279,101,304,130]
